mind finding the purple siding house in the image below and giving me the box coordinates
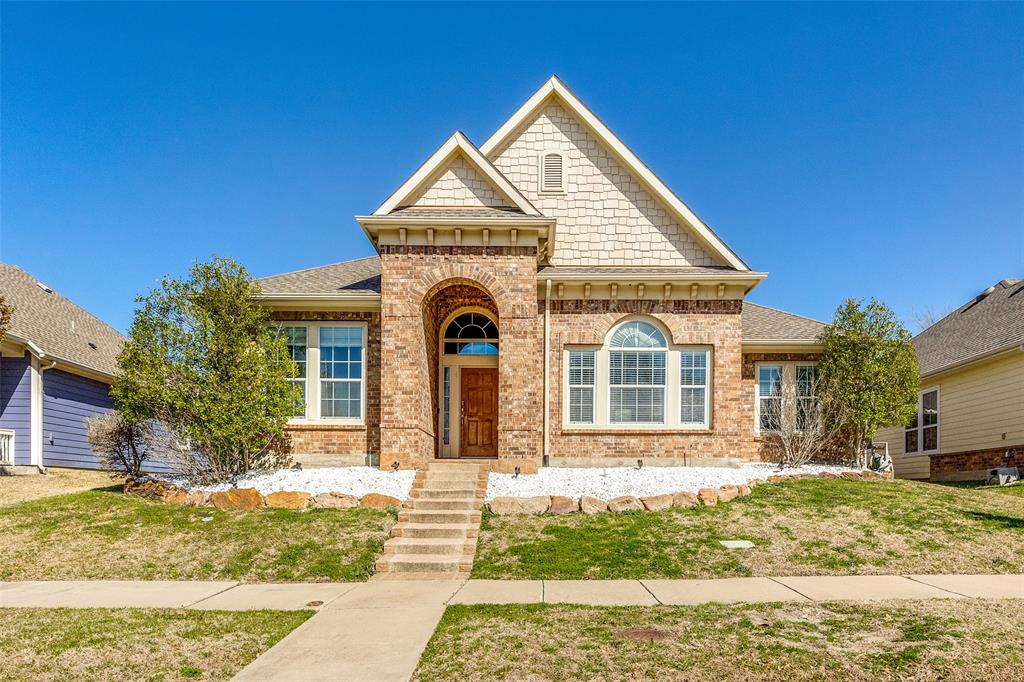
[0,263,124,472]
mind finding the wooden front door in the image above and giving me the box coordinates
[460,367,498,457]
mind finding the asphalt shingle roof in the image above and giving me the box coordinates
[389,206,528,219]
[0,263,124,377]
[256,256,382,295]
[741,302,827,343]
[913,279,1024,376]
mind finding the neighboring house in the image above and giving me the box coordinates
[875,279,1024,481]
[0,263,125,471]
[257,77,827,470]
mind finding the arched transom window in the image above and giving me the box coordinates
[608,321,667,424]
[443,312,499,355]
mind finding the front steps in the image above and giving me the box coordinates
[372,463,487,580]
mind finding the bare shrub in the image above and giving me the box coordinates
[86,413,159,480]
[761,373,850,468]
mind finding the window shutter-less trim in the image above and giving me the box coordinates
[541,153,563,192]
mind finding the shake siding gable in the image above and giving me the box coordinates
[41,368,114,469]
[0,354,32,465]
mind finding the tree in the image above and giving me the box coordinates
[818,299,919,468]
[86,412,159,480]
[112,257,298,483]
[0,295,12,341]
[910,306,949,333]
[761,371,849,468]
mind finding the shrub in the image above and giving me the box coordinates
[86,413,157,480]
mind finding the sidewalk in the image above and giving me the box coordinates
[3,575,1021,682]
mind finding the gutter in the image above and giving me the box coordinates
[920,342,1024,379]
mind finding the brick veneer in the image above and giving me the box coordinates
[930,444,1024,481]
[548,299,755,461]
[379,245,543,468]
[271,311,381,461]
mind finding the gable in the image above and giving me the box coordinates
[409,155,512,208]
[490,101,722,268]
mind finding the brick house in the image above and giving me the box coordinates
[258,77,826,470]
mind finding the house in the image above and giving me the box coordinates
[257,77,827,470]
[875,279,1024,481]
[0,263,124,472]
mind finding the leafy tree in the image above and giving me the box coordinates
[113,257,297,483]
[0,295,12,341]
[818,299,919,467]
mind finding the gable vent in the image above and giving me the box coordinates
[541,152,564,192]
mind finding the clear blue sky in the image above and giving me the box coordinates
[3,2,1022,333]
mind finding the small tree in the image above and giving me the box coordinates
[818,299,919,468]
[0,295,12,341]
[112,257,298,484]
[86,413,157,480]
[761,372,849,467]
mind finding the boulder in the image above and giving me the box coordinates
[579,496,608,514]
[840,471,864,481]
[312,492,360,509]
[717,487,739,503]
[736,484,751,497]
[210,488,265,511]
[698,488,719,506]
[160,488,188,505]
[488,496,550,515]
[861,471,884,481]
[640,494,674,511]
[671,491,699,508]
[766,475,786,484]
[748,478,765,488]
[819,472,839,479]
[549,495,580,515]
[360,493,402,509]
[266,491,312,509]
[607,495,644,512]
[183,491,211,507]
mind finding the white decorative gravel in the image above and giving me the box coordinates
[154,467,416,500]
[484,463,855,502]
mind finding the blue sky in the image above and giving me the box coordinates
[3,2,1022,333]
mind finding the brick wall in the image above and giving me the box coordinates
[547,299,753,461]
[271,311,381,460]
[379,245,543,468]
[930,444,1024,481]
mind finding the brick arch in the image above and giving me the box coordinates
[413,264,514,318]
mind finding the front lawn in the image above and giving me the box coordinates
[0,607,310,682]
[414,600,1022,681]
[0,487,395,582]
[473,478,1024,579]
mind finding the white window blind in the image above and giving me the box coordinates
[568,350,595,424]
[680,350,709,426]
[757,366,783,432]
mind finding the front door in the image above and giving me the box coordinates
[460,367,498,457]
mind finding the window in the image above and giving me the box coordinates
[795,365,818,431]
[540,152,564,192]
[680,350,710,426]
[442,367,451,445]
[609,321,667,424]
[568,351,595,424]
[905,388,939,454]
[443,311,498,355]
[282,326,307,417]
[320,326,363,419]
[757,366,783,432]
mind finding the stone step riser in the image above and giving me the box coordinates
[391,524,478,539]
[399,511,481,525]
[409,488,479,499]
[375,557,473,573]
[382,541,472,556]
[413,478,485,490]
[408,499,479,511]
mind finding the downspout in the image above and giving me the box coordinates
[543,279,551,467]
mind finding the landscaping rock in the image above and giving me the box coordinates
[265,491,312,509]
[607,495,643,512]
[640,494,674,511]
[737,484,751,497]
[698,488,719,506]
[841,471,864,481]
[312,492,360,509]
[766,475,786,483]
[183,491,211,507]
[488,496,551,515]
[671,491,699,508]
[579,496,608,514]
[717,486,739,503]
[210,488,264,511]
[360,493,402,509]
[549,495,580,515]
[748,478,765,487]
[819,471,839,479]
[160,488,188,505]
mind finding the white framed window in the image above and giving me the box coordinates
[905,387,939,454]
[319,326,364,419]
[757,365,783,432]
[539,151,565,193]
[755,362,820,433]
[281,326,307,417]
[680,350,710,427]
[568,350,595,424]
[609,321,667,425]
[795,364,819,431]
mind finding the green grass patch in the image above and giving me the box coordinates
[0,487,396,582]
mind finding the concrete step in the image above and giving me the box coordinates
[375,554,471,574]
[391,523,478,539]
[382,537,470,556]
[399,509,481,525]
[416,477,486,490]
[409,487,479,499]
[408,498,479,511]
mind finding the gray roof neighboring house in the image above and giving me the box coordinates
[257,256,826,343]
[0,263,124,378]
[913,278,1024,376]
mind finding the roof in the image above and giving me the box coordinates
[913,279,1024,376]
[388,206,528,219]
[0,263,124,377]
[256,256,382,295]
[741,302,827,343]
[539,265,748,277]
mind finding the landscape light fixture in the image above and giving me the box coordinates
[390,460,400,472]
[513,466,521,478]
[637,459,643,469]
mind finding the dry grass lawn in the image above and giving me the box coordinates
[0,468,114,506]
[0,607,310,682]
[415,599,1024,681]
[473,478,1024,579]
[0,486,396,582]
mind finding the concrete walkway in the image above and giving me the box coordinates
[3,575,1022,682]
